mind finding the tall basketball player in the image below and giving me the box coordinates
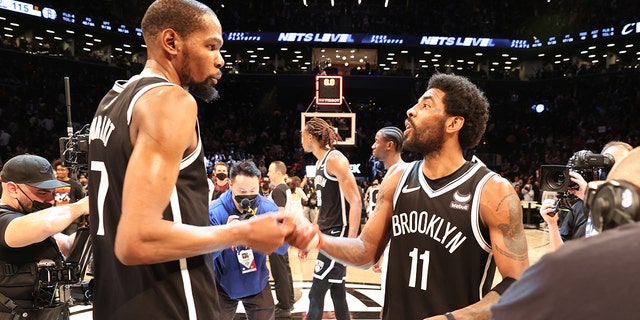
[293,74,530,319]
[87,1,295,319]
[301,117,363,320]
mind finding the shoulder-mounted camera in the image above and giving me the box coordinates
[540,150,614,193]
[59,128,90,174]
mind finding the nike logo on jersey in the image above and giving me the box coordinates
[402,185,421,193]
[449,190,471,211]
[330,230,341,235]
[453,191,471,203]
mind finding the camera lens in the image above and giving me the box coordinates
[550,172,566,187]
[540,165,571,192]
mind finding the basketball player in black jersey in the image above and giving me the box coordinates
[87,1,298,319]
[291,74,530,320]
[300,118,363,320]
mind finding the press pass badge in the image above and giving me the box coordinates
[237,248,257,274]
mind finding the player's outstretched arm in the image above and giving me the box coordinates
[114,87,292,265]
[317,164,404,268]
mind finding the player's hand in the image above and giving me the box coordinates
[241,213,293,254]
[284,216,321,252]
[297,249,308,261]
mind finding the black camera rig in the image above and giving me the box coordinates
[58,77,90,178]
[539,150,614,193]
[59,128,89,177]
[32,218,92,307]
[42,77,93,307]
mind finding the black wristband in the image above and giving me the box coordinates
[444,312,456,320]
[491,276,517,295]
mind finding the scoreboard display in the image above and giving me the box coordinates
[315,76,343,106]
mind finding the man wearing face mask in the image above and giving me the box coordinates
[212,161,231,201]
[209,160,289,320]
[0,154,89,319]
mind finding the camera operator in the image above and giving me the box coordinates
[491,147,640,319]
[0,154,89,319]
[209,160,289,320]
[540,141,632,251]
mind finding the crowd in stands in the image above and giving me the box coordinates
[1,45,639,199]
[1,1,640,203]
[38,0,640,39]
[5,1,640,79]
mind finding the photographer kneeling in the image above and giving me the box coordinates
[209,160,289,320]
[0,155,89,320]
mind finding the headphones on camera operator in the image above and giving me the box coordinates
[584,180,640,232]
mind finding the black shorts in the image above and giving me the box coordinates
[314,225,348,283]
[313,251,346,282]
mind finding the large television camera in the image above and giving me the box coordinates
[539,150,615,193]
[33,209,93,307]
[59,77,90,176]
[42,77,93,307]
[59,129,89,175]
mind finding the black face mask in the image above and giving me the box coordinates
[216,173,228,181]
[16,185,53,213]
[234,194,258,210]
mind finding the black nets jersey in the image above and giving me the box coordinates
[382,159,497,319]
[88,75,219,319]
[314,150,349,235]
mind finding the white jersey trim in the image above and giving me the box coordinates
[180,120,203,170]
[118,75,201,170]
[319,150,339,182]
[471,172,496,252]
[417,160,483,198]
[478,251,494,299]
[126,80,180,125]
[169,186,198,320]
[392,161,415,210]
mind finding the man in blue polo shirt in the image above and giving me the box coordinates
[210,160,289,320]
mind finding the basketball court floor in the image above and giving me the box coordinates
[69,228,552,319]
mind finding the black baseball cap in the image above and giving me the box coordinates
[0,154,69,189]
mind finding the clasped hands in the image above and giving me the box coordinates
[228,212,321,255]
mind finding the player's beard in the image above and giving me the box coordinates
[404,117,446,156]
[188,80,220,103]
[181,50,221,103]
